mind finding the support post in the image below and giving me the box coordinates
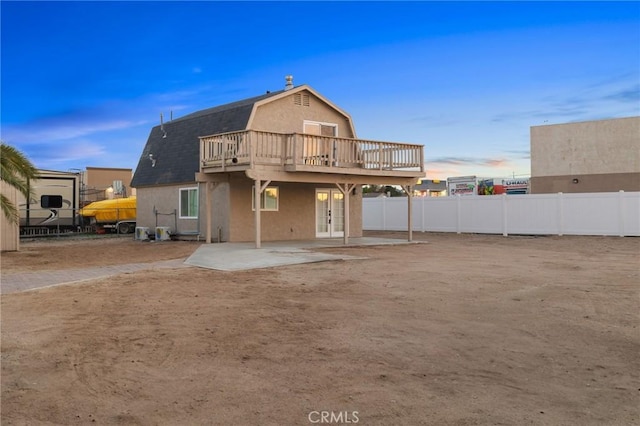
[336,183,356,245]
[344,187,350,245]
[252,179,271,249]
[206,181,212,243]
[255,179,261,248]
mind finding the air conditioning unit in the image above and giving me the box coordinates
[155,226,171,241]
[135,227,150,241]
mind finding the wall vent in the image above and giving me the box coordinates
[293,93,310,107]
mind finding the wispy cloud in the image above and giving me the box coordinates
[505,149,530,160]
[492,77,639,124]
[427,156,510,167]
[602,84,640,103]
[26,141,108,169]
[2,117,145,145]
[405,115,461,127]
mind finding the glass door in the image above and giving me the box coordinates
[315,189,344,238]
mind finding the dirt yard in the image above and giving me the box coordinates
[1,232,638,425]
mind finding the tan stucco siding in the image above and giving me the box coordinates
[250,90,355,137]
[530,172,640,194]
[531,117,640,177]
[227,175,362,242]
[1,181,20,252]
[208,182,231,242]
[136,183,230,238]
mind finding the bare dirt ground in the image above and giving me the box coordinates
[1,232,638,425]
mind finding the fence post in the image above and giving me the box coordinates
[557,192,564,236]
[382,197,387,231]
[456,194,462,234]
[502,193,508,236]
[421,196,426,232]
[618,190,625,237]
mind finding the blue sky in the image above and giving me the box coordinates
[2,1,639,180]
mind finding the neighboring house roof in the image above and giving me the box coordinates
[415,180,447,191]
[131,90,285,188]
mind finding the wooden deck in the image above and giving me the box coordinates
[200,130,424,178]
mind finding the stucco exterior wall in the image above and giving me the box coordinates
[136,179,363,243]
[207,182,231,242]
[135,183,227,238]
[530,117,640,193]
[1,181,20,252]
[251,89,355,137]
[530,173,639,194]
[227,175,362,242]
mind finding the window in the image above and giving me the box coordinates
[252,186,279,211]
[179,187,198,218]
[303,121,337,137]
[303,121,338,163]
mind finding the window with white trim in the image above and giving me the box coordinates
[252,186,279,211]
[179,187,198,218]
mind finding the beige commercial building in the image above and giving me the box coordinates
[83,167,134,204]
[530,116,640,193]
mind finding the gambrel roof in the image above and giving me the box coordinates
[131,90,285,187]
[131,84,355,188]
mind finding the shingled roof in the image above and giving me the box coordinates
[131,89,285,187]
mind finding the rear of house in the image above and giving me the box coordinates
[131,77,424,244]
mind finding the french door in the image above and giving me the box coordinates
[315,189,344,238]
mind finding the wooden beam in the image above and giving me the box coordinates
[246,169,420,186]
[195,172,229,183]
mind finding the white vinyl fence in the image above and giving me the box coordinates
[363,191,640,237]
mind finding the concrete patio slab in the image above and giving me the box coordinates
[184,237,420,271]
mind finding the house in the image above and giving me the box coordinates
[131,77,425,247]
[530,116,640,193]
[414,179,447,197]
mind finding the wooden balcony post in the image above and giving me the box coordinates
[254,178,261,249]
[402,184,414,242]
[337,183,355,245]
[200,138,204,171]
[205,181,213,243]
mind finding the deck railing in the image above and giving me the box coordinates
[200,130,424,173]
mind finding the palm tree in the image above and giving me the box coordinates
[1,142,39,223]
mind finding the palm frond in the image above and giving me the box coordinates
[0,193,19,224]
[1,142,38,223]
